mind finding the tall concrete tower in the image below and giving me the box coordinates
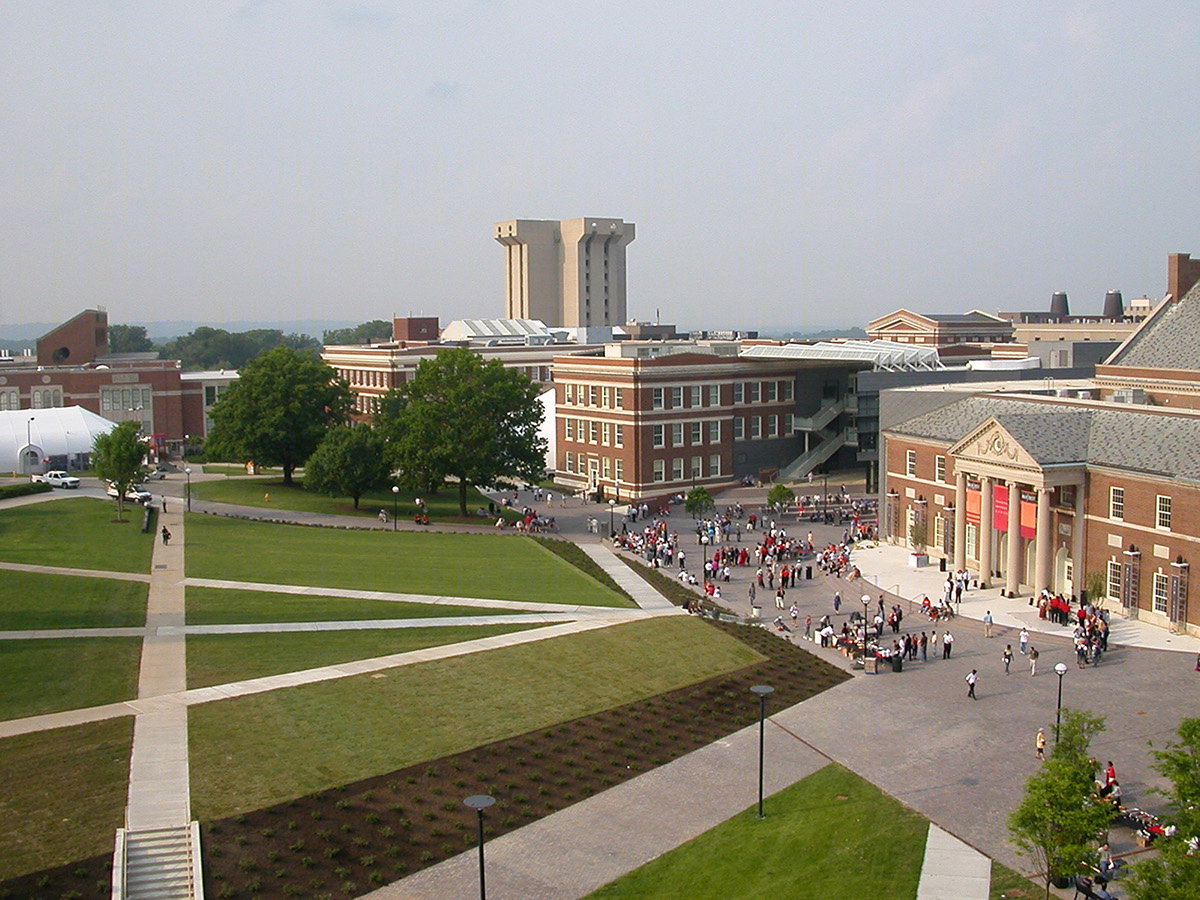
[495,218,635,328]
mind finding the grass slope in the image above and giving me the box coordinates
[186,586,520,625]
[186,623,547,688]
[0,636,142,720]
[186,515,633,607]
[0,497,155,572]
[0,569,148,629]
[189,616,763,820]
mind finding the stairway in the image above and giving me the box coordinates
[113,823,202,899]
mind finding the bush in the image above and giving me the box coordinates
[0,482,52,500]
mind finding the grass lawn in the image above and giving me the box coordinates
[0,569,148,629]
[991,860,1043,899]
[0,718,134,881]
[0,497,155,573]
[186,515,633,607]
[186,585,524,624]
[588,763,927,899]
[0,636,142,720]
[189,616,763,819]
[193,475,503,521]
[186,622,547,688]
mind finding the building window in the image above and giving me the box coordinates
[589,386,598,406]
[614,387,624,409]
[1107,561,1122,602]
[589,421,598,443]
[709,453,720,476]
[691,422,702,444]
[1110,486,1124,520]
[933,515,945,549]
[763,381,776,402]
[691,456,703,479]
[733,418,744,439]
[780,380,793,401]
[615,459,623,483]
[733,383,744,404]
[747,382,760,403]
[653,460,665,482]
[672,458,684,481]
[750,416,761,438]
[1153,572,1169,615]
[671,423,683,446]
[671,387,683,408]
[906,450,917,477]
[782,413,792,434]
[602,422,611,445]
[652,388,664,410]
[767,415,778,437]
[966,523,977,561]
[690,386,702,407]
[708,421,720,443]
[615,424,624,447]
[653,425,664,448]
[1157,495,1172,530]
[565,453,575,474]
[565,419,575,440]
[602,457,611,478]
[935,455,946,483]
[707,385,720,406]
[601,386,611,408]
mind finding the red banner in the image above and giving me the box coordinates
[993,484,1009,532]
[1020,490,1037,539]
[966,487,980,525]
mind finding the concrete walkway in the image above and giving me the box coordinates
[917,824,991,900]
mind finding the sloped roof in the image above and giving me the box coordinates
[742,340,944,371]
[0,405,117,469]
[1106,281,1200,370]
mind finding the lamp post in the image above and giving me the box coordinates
[463,794,496,900]
[823,473,828,524]
[861,594,872,658]
[391,485,399,532]
[185,466,192,512]
[1054,662,1068,743]
[609,498,616,537]
[750,684,774,818]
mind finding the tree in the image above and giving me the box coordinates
[303,425,390,509]
[322,320,392,345]
[205,346,351,486]
[1009,709,1113,899]
[157,327,320,371]
[108,324,153,354]
[1126,718,1200,900]
[685,486,715,518]
[389,347,545,516]
[92,421,147,522]
[766,483,795,510]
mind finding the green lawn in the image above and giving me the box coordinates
[0,718,134,881]
[0,497,156,573]
[0,570,148,629]
[186,623,546,688]
[186,515,633,607]
[193,475,503,521]
[186,585,518,625]
[588,764,928,899]
[0,637,143,720]
[189,616,763,819]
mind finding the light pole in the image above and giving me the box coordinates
[1054,662,1068,743]
[609,498,616,537]
[750,684,774,818]
[823,473,828,524]
[185,466,192,512]
[391,485,399,532]
[463,794,495,900]
[861,594,872,658]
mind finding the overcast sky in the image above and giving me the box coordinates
[3,1,1198,334]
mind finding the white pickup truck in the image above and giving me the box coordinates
[31,470,81,489]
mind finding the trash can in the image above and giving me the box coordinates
[891,655,903,673]
[939,557,947,572]
[864,657,878,674]
[750,605,762,620]
[806,566,813,580]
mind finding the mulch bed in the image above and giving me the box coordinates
[0,618,849,900]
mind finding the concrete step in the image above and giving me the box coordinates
[119,823,199,900]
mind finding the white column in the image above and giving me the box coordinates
[1006,480,1022,597]
[953,471,967,572]
[979,476,993,588]
[1035,487,1053,593]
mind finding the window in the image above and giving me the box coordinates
[1157,495,1172,530]
[614,388,624,409]
[601,386,611,408]
[708,421,720,443]
[709,453,720,476]
[707,385,719,406]
[565,453,575,474]
[780,380,793,401]
[935,455,946,483]
[733,417,744,439]
[565,418,575,440]
[653,425,664,447]
[933,515,945,548]
[589,386,598,406]
[747,382,760,403]
[1107,561,1122,602]
[1109,486,1124,520]
[906,450,917,477]
[749,416,761,438]
[1153,572,1169,615]
[615,459,623,483]
[691,422,702,445]
[653,460,665,482]
[602,457,611,478]
[691,456,703,479]
[690,386,702,407]
[763,381,776,402]
[671,423,683,446]
[602,422,611,445]
[782,413,793,435]
[966,523,977,560]
[565,383,576,404]
[671,387,683,408]
[652,388,664,409]
[733,383,744,404]
[615,424,624,446]
[672,458,684,481]
[767,415,778,437]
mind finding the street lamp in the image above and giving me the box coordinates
[609,498,616,537]
[391,485,399,532]
[823,472,829,524]
[861,594,872,659]
[750,684,775,818]
[463,794,496,900]
[1054,662,1068,743]
[185,466,192,512]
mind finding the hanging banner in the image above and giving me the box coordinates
[965,483,980,525]
[1020,490,1037,539]
[993,484,1009,532]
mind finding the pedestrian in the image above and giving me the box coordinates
[1019,627,1029,655]
[790,602,799,629]
[920,631,928,661]
[833,591,841,613]
[161,496,168,513]
[965,668,978,700]
[748,581,757,604]
[943,630,954,659]
[160,526,171,545]
[1002,644,1014,675]
[804,614,812,640]
[1029,645,1039,676]
[930,630,938,659]
[1035,727,1046,760]
[984,610,993,638]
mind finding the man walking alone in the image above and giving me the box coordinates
[965,668,978,699]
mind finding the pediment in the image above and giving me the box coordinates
[868,309,932,332]
[948,417,1038,470]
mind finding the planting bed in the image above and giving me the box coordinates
[0,619,848,899]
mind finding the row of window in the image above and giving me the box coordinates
[563,384,626,409]
[652,384,720,410]
[652,420,721,448]
[731,414,793,441]
[731,381,793,405]
[905,450,948,482]
[565,419,625,447]
[1109,487,1172,530]
[652,455,723,483]
[100,387,151,413]
[1106,561,1172,615]
[0,389,22,410]
[336,368,391,388]
[562,453,624,483]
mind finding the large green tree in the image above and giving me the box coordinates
[205,346,351,486]
[158,327,319,371]
[303,425,390,509]
[685,486,715,518]
[322,320,392,345]
[1009,709,1113,899]
[1126,717,1200,899]
[387,347,545,515]
[108,324,153,354]
[92,421,147,522]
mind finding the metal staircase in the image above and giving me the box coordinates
[113,822,203,900]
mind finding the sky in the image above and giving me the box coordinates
[2,1,1198,334]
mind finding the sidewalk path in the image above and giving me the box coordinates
[579,544,678,612]
[916,824,991,900]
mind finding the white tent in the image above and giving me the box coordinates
[0,406,117,474]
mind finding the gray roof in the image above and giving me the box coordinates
[925,312,1004,324]
[1107,280,1200,370]
[889,394,1200,479]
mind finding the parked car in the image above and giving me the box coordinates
[144,466,169,480]
[31,470,80,489]
[106,482,153,504]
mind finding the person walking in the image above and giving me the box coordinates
[943,630,954,659]
[1002,644,1014,675]
[160,526,171,545]
[983,610,994,638]
[1029,645,1039,676]
[920,631,928,661]
[1035,727,1046,760]
[930,630,938,659]
[965,668,978,699]
[833,591,841,613]
[1019,627,1029,656]
[804,614,812,640]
